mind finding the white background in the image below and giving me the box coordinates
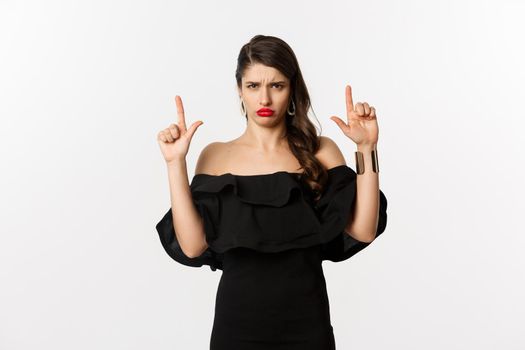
[1,0,524,349]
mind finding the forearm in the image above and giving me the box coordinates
[166,159,208,258]
[344,144,380,243]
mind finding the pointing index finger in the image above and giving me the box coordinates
[175,95,187,131]
[345,85,354,113]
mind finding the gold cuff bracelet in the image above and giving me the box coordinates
[355,148,379,175]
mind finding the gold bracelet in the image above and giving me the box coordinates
[355,148,379,175]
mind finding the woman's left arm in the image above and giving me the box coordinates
[329,84,383,243]
[344,143,381,243]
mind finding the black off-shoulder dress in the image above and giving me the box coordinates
[155,165,388,350]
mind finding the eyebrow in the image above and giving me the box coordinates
[245,81,287,85]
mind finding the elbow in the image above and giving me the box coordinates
[343,228,376,243]
[345,221,377,243]
[182,248,198,259]
[178,239,201,259]
[361,232,377,243]
[185,250,202,259]
[183,249,200,259]
[176,220,209,258]
[357,232,377,243]
[183,241,209,259]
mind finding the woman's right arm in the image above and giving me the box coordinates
[157,95,207,258]
[166,158,208,258]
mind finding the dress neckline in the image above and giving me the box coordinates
[193,164,347,178]
[194,170,304,178]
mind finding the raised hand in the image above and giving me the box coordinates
[157,95,204,165]
[330,84,379,147]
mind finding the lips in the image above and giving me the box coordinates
[257,108,274,116]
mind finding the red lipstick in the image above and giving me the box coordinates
[256,108,274,117]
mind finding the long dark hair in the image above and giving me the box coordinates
[235,34,329,200]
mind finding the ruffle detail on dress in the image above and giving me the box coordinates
[190,171,304,207]
[315,165,388,262]
[155,171,313,271]
[155,165,388,271]
[156,206,222,271]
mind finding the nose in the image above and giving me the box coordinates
[259,87,271,106]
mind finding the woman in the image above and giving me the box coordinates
[155,35,388,350]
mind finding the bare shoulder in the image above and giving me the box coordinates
[315,136,347,170]
[194,141,226,175]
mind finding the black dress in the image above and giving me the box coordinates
[156,165,388,349]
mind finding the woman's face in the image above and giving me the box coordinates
[238,63,291,122]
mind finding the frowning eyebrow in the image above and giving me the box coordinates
[245,81,287,85]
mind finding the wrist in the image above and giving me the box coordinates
[356,143,376,153]
[166,157,186,169]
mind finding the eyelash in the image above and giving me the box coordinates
[247,84,283,89]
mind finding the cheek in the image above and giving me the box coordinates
[277,94,290,106]
[244,95,256,105]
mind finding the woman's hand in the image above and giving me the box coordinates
[330,84,379,147]
[157,95,204,165]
